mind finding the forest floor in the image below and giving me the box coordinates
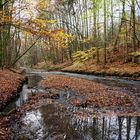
[0,69,26,109]
[63,46,140,80]
[34,46,140,80]
[0,69,26,139]
[62,63,140,80]
[35,61,140,80]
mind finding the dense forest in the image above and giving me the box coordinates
[0,0,140,71]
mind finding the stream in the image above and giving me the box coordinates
[2,70,140,140]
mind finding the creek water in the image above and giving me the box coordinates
[2,70,140,140]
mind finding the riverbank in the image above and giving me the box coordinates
[0,69,26,110]
[0,69,26,139]
[35,61,140,80]
[61,63,140,80]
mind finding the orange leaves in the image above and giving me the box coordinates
[0,15,12,25]
[18,93,45,112]
[0,117,11,140]
[0,70,25,109]
[36,0,48,10]
[41,75,136,109]
[0,92,45,140]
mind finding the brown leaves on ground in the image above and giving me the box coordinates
[41,75,138,109]
[63,63,140,80]
[0,69,25,109]
[0,117,11,140]
[17,93,45,113]
[0,93,45,140]
[0,69,26,139]
[62,45,140,79]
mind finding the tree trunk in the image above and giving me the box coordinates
[104,0,107,64]
[131,0,136,63]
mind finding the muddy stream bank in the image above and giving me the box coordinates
[1,70,140,140]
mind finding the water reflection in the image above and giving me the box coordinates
[18,104,140,140]
[27,75,43,88]
[25,70,140,95]
[8,71,140,139]
[1,75,44,113]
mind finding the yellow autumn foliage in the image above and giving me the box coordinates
[73,47,95,64]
